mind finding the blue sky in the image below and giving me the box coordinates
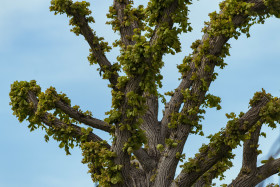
[1,0,280,186]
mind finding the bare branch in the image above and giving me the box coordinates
[54,98,112,133]
[27,91,110,149]
[170,96,269,187]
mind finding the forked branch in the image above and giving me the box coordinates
[171,96,269,187]
[154,1,271,185]
[161,0,268,139]
[229,157,280,186]
[193,123,263,186]
[27,91,110,149]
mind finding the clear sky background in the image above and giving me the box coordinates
[1,0,280,186]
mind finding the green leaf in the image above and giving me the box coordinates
[59,142,65,148]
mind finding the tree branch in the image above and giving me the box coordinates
[170,96,269,187]
[54,98,112,133]
[192,160,230,187]
[113,0,138,46]
[50,1,120,88]
[153,0,273,186]
[149,0,178,46]
[229,157,280,186]
[27,91,110,149]
[133,148,157,171]
[141,95,162,159]
[241,124,262,173]
[110,2,190,169]
[70,11,119,87]
[161,0,267,140]
[192,170,218,187]
[27,86,154,184]
[138,0,191,160]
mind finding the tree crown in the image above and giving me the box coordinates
[9,0,280,186]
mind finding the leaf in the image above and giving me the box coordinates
[59,142,65,148]
[110,175,121,184]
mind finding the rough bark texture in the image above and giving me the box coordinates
[11,0,280,186]
[229,158,280,187]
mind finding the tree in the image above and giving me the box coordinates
[9,0,280,186]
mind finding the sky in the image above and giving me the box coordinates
[0,0,280,186]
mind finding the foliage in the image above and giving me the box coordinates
[9,0,280,186]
